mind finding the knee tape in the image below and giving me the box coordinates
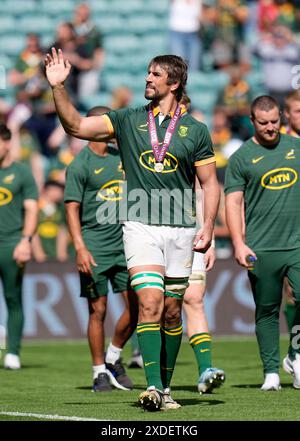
[130,272,164,292]
[188,270,206,285]
[164,277,190,299]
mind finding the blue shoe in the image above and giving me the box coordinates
[105,358,133,390]
[92,372,112,392]
[198,367,226,394]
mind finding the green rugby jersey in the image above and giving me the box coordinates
[37,201,65,259]
[0,162,38,245]
[104,105,215,227]
[64,145,124,253]
[225,134,300,251]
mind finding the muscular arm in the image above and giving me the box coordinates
[45,48,112,142]
[225,191,256,268]
[194,162,220,252]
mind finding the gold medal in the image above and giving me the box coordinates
[154,162,164,173]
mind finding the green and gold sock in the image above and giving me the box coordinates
[161,323,183,389]
[189,332,212,375]
[137,322,162,390]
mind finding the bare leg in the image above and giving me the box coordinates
[87,296,107,365]
[183,281,225,393]
[183,282,207,338]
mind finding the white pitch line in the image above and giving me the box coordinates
[0,411,113,421]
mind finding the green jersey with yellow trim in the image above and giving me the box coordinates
[37,201,65,259]
[0,162,38,245]
[64,145,124,253]
[105,105,215,227]
[225,134,300,251]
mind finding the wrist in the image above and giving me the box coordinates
[52,83,65,90]
[232,238,244,248]
[75,244,87,253]
[21,235,32,243]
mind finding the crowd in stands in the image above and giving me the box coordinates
[1,0,300,261]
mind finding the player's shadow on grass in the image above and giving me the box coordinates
[171,385,203,392]
[232,383,291,389]
[76,386,146,391]
[131,398,224,408]
[76,386,94,390]
[17,364,47,369]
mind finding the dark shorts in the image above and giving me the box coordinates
[80,251,129,299]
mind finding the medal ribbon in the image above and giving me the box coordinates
[148,104,181,164]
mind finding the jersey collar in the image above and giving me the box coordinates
[151,104,187,118]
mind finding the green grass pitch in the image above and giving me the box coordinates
[0,336,299,421]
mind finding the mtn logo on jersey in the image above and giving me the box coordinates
[285,149,296,160]
[139,150,178,173]
[261,167,298,190]
[97,179,124,201]
[3,174,15,184]
[0,187,13,206]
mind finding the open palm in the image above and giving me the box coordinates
[45,47,72,87]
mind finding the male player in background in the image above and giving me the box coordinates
[0,123,38,369]
[280,90,300,332]
[225,95,300,391]
[183,179,225,393]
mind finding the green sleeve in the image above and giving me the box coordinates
[193,124,215,162]
[106,108,130,141]
[224,153,246,194]
[15,56,26,73]
[64,161,87,203]
[21,166,39,200]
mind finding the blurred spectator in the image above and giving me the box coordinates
[210,108,232,181]
[281,89,300,136]
[52,22,96,103]
[258,0,280,32]
[72,3,105,98]
[9,65,57,157]
[8,35,57,156]
[168,0,203,70]
[216,64,252,139]
[9,34,43,89]
[253,24,300,107]
[8,123,44,192]
[209,0,249,68]
[110,86,133,110]
[275,0,297,31]
[32,180,68,262]
[47,134,85,185]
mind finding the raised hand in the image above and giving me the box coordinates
[45,47,72,87]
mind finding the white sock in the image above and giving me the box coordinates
[105,342,122,365]
[92,364,106,380]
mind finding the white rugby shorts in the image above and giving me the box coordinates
[122,221,196,277]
